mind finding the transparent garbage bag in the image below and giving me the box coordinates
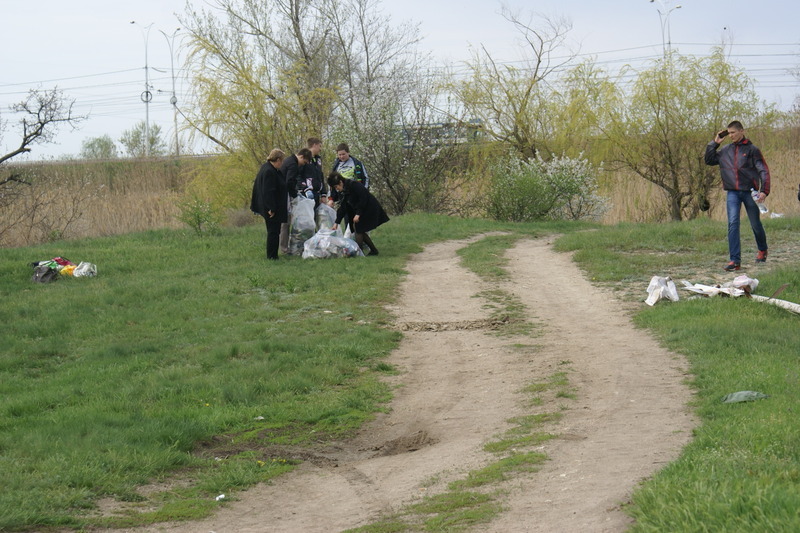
[287,196,316,256]
[302,229,365,259]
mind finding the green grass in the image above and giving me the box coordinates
[0,213,576,531]
[557,216,800,531]
[5,213,800,531]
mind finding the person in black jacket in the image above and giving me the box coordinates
[705,120,770,271]
[251,149,288,260]
[281,148,312,199]
[328,172,389,256]
[298,137,325,207]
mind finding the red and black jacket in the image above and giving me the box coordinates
[705,138,771,195]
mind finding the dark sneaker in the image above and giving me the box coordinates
[756,250,768,263]
[723,261,741,272]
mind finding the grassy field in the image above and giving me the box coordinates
[557,217,800,532]
[2,213,800,531]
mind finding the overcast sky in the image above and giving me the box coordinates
[2,0,798,160]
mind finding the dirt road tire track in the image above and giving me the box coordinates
[109,235,695,533]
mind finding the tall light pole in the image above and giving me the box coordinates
[131,21,154,157]
[160,27,181,156]
[649,0,682,56]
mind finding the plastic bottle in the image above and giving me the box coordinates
[750,188,768,214]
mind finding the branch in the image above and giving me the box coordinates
[0,174,32,187]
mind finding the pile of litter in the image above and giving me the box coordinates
[645,274,799,315]
[31,257,97,283]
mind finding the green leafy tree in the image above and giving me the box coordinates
[119,121,167,158]
[80,135,118,159]
[600,48,779,221]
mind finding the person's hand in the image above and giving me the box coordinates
[353,214,360,224]
[756,192,766,202]
[331,223,338,231]
[268,210,274,218]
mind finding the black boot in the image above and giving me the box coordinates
[362,233,379,256]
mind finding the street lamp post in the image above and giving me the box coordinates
[649,0,682,56]
[160,28,181,156]
[131,21,154,157]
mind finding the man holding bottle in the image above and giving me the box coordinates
[704,120,771,271]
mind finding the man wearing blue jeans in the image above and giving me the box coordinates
[704,121,770,271]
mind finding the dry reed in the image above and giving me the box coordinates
[2,150,798,248]
[601,149,800,224]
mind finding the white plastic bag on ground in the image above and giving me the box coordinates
[728,275,759,293]
[287,196,316,255]
[645,276,679,306]
[73,262,97,277]
[302,229,364,259]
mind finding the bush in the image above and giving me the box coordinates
[176,195,223,234]
[485,154,609,222]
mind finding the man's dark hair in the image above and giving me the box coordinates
[727,120,744,131]
[297,148,313,161]
[327,172,344,188]
[336,142,350,153]
[307,137,322,147]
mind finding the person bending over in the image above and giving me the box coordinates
[327,172,388,256]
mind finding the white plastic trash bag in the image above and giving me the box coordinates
[315,203,342,236]
[645,276,679,306]
[73,262,97,277]
[729,275,759,293]
[302,229,364,259]
[287,196,316,255]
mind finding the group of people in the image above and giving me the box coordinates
[250,138,389,260]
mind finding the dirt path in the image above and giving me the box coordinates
[119,236,695,533]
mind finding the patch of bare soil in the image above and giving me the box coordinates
[105,236,695,533]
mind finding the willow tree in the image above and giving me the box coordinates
[450,9,575,159]
[601,47,778,221]
[179,0,437,210]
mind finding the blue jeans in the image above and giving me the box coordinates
[726,190,767,263]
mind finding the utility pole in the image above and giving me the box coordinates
[160,28,181,156]
[131,21,154,157]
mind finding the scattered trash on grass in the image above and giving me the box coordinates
[650,274,800,316]
[645,276,679,306]
[215,494,226,501]
[722,391,769,404]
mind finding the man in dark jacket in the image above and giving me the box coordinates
[704,120,770,271]
[251,149,288,260]
[279,147,312,254]
[298,137,325,207]
[282,148,312,198]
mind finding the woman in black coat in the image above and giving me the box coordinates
[251,149,288,260]
[327,172,389,256]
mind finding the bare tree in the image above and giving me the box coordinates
[0,88,84,244]
[0,88,82,165]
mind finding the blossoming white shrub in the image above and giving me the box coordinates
[486,154,609,222]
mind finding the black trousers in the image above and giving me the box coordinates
[265,217,282,259]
